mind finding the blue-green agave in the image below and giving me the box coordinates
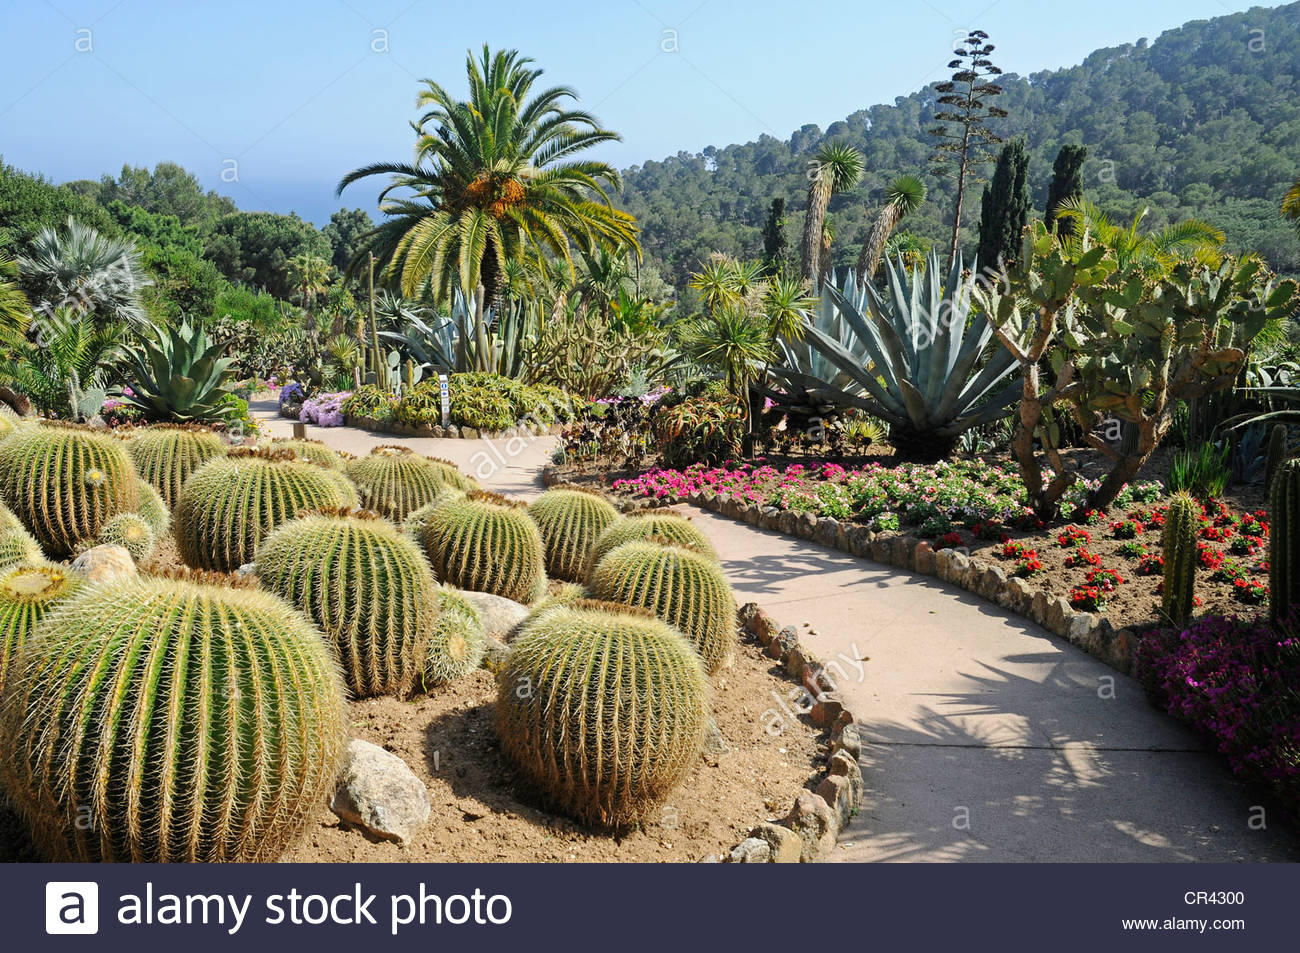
[123,320,236,423]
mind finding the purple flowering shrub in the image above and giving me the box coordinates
[1135,611,1300,819]
[299,391,351,428]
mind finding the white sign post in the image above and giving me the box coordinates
[438,374,450,428]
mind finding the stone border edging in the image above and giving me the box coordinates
[541,466,864,863]
[342,414,567,441]
[540,465,1138,677]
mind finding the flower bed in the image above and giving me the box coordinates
[299,390,351,428]
[610,459,1269,630]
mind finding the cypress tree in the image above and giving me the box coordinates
[761,197,789,275]
[1045,144,1088,235]
[975,139,1030,270]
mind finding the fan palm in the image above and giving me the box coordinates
[338,45,638,308]
[1054,198,1224,276]
[17,218,152,331]
[800,142,863,282]
[0,258,32,347]
[855,175,927,283]
[573,245,633,320]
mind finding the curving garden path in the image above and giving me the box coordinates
[255,400,1300,863]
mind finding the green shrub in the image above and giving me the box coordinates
[653,395,744,468]
[495,599,708,827]
[1169,443,1231,499]
[342,385,399,422]
[0,575,348,862]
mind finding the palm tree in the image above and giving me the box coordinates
[680,305,774,425]
[762,275,815,343]
[1055,198,1224,275]
[799,142,864,282]
[855,175,927,283]
[0,258,32,348]
[285,253,333,309]
[573,245,633,320]
[1285,176,1300,233]
[0,309,128,418]
[18,218,152,331]
[689,258,742,317]
[338,46,638,312]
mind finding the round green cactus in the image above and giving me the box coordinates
[401,488,466,543]
[527,488,620,582]
[255,510,438,698]
[495,599,708,827]
[422,587,486,687]
[0,563,81,695]
[0,575,348,862]
[134,478,171,539]
[346,445,474,520]
[0,422,139,557]
[175,447,356,571]
[422,490,546,603]
[589,539,736,674]
[273,437,348,471]
[0,503,44,568]
[587,511,717,578]
[125,425,227,507]
[96,511,156,562]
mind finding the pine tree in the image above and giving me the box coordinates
[761,197,789,276]
[929,30,1007,271]
[1045,144,1088,236]
[976,139,1030,271]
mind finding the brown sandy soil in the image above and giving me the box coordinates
[281,636,822,863]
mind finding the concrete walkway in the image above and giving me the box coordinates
[255,403,1300,862]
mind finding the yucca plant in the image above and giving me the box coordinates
[422,490,546,603]
[0,563,81,695]
[255,511,439,698]
[122,320,236,423]
[527,487,620,582]
[587,511,718,578]
[771,250,1020,461]
[0,575,348,862]
[0,422,139,557]
[495,599,708,827]
[125,424,228,506]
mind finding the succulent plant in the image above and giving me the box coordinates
[527,488,620,582]
[0,503,44,568]
[134,478,171,539]
[423,490,546,603]
[272,438,348,471]
[174,447,356,571]
[0,563,81,695]
[122,320,237,422]
[587,511,717,578]
[401,488,465,543]
[125,425,228,507]
[346,445,474,520]
[0,575,348,861]
[1161,492,1200,626]
[1270,459,1300,622]
[589,540,736,674]
[255,511,438,698]
[0,422,139,557]
[95,511,156,562]
[495,599,708,827]
[422,587,486,687]
[1266,424,1289,492]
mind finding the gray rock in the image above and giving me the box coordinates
[783,790,837,861]
[461,427,480,440]
[701,715,730,766]
[817,775,854,829]
[833,723,863,761]
[443,424,459,439]
[69,544,137,584]
[235,562,257,579]
[828,750,864,810]
[749,823,802,863]
[726,837,771,863]
[457,590,531,641]
[330,739,430,846]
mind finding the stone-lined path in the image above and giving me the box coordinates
[256,402,1300,862]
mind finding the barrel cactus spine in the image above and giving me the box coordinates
[528,487,620,582]
[1270,458,1300,622]
[1161,491,1201,627]
[422,490,547,603]
[496,599,708,827]
[125,425,227,507]
[346,445,473,521]
[272,438,348,471]
[401,488,466,543]
[0,576,348,862]
[96,511,156,562]
[255,510,439,698]
[422,587,486,687]
[0,563,81,695]
[586,511,718,580]
[0,503,44,568]
[0,422,139,557]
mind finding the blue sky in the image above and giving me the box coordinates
[0,0,1273,224]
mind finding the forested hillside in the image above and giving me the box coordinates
[619,1,1300,287]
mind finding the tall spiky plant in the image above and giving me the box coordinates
[1270,459,1300,623]
[855,175,927,283]
[1161,492,1201,627]
[800,142,864,282]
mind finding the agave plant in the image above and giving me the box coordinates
[382,287,538,376]
[770,251,1020,460]
[123,320,236,422]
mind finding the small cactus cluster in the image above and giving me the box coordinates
[0,576,348,861]
[495,599,708,827]
[527,488,620,582]
[346,446,474,520]
[1270,458,1300,622]
[125,425,227,507]
[255,510,438,698]
[1161,491,1200,626]
[95,511,156,561]
[423,490,546,603]
[589,539,735,673]
[422,587,486,687]
[273,438,348,471]
[0,503,44,568]
[587,511,718,578]
[134,479,172,538]
[0,422,139,557]
[175,447,357,571]
[0,563,81,694]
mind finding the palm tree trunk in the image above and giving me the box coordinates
[855,205,901,284]
[800,179,831,282]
